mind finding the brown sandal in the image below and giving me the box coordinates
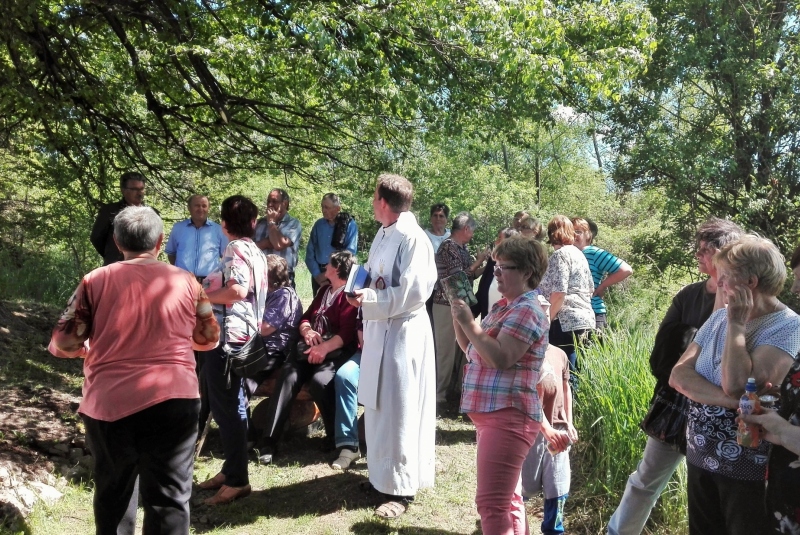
[197,472,226,490]
[374,499,409,519]
[203,484,252,506]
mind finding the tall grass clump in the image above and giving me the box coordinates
[0,246,84,306]
[573,327,687,534]
[576,327,655,490]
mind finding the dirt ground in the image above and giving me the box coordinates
[0,301,84,498]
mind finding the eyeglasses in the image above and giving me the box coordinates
[494,265,519,275]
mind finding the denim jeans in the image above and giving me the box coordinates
[607,436,684,535]
[334,352,361,449]
[543,494,568,535]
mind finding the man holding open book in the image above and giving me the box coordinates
[346,173,437,519]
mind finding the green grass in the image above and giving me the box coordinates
[0,247,86,307]
[0,272,693,534]
[571,328,688,535]
[19,416,485,535]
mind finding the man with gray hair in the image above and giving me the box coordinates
[432,212,488,410]
[305,192,359,296]
[255,188,302,286]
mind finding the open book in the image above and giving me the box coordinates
[344,263,371,296]
[441,270,477,306]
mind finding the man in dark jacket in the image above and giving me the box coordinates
[90,172,149,265]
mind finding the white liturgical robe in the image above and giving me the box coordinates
[358,211,437,496]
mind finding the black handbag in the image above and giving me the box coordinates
[639,386,689,454]
[331,212,353,250]
[221,247,270,382]
[295,332,345,362]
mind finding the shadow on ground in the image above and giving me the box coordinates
[191,472,380,531]
[435,428,476,446]
[351,520,481,535]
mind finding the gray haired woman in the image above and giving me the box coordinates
[50,206,219,534]
[671,235,800,534]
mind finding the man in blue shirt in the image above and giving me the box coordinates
[255,188,303,287]
[305,193,359,296]
[165,194,227,281]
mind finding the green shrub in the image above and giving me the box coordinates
[0,246,84,306]
[574,327,688,534]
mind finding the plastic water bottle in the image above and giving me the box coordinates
[737,377,762,448]
[547,430,571,456]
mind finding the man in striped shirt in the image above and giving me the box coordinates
[571,218,632,329]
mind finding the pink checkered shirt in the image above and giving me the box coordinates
[460,290,548,422]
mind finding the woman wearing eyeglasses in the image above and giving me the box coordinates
[538,215,595,384]
[451,236,550,535]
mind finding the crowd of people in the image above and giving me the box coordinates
[48,170,800,535]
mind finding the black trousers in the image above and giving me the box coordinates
[549,319,590,391]
[687,463,768,535]
[82,398,200,535]
[201,346,250,487]
[259,354,349,451]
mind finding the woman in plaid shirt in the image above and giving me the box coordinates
[451,236,550,535]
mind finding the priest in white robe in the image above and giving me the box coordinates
[348,173,437,517]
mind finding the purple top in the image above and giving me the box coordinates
[262,287,303,354]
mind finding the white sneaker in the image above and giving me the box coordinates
[331,448,361,470]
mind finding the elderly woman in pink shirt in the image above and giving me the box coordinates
[451,236,550,535]
[49,206,219,535]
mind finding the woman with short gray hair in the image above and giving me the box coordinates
[49,206,219,535]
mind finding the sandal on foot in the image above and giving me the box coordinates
[374,499,408,519]
[197,472,226,490]
[203,484,252,506]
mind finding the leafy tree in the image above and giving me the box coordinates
[0,0,653,190]
[606,0,800,257]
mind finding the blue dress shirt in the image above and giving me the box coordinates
[305,217,359,276]
[165,218,228,277]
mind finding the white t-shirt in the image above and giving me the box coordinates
[424,228,451,254]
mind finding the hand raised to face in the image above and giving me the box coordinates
[725,284,753,326]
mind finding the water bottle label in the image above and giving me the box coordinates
[740,399,756,414]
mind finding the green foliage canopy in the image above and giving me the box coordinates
[607,0,800,256]
[0,0,654,192]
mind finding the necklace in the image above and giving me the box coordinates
[750,299,782,323]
